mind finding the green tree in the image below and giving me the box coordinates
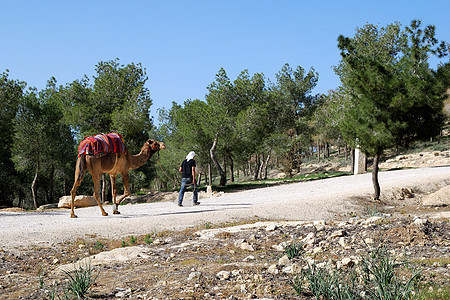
[63,59,152,150]
[233,71,273,180]
[153,103,186,190]
[274,63,321,175]
[62,59,155,195]
[12,78,74,208]
[205,68,235,186]
[336,20,448,199]
[0,71,25,207]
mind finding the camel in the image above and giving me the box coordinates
[69,138,166,218]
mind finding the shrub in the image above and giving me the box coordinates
[62,261,98,299]
[290,245,422,299]
[284,242,304,260]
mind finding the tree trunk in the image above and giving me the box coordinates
[344,144,348,161]
[263,150,271,180]
[223,155,227,182]
[210,134,226,186]
[372,154,381,200]
[350,148,355,174]
[257,153,264,179]
[317,140,321,162]
[254,154,261,180]
[208,160,212,186]
[229,154,234,183]
[48,163,54,203]
[31,160,39,210]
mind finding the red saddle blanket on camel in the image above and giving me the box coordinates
[78,133,126,158]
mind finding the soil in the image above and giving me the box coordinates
[0,151,449,299]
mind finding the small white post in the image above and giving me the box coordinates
[354,147,366,175]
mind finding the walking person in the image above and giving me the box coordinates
[178,151,200,206]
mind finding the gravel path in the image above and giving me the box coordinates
[1,166,449,251]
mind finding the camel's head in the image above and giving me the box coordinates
[147,139,166,151]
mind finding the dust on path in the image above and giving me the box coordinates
[1,166,449,251]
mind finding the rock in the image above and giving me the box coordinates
[341,257,355,267]
[302,232,316,245]
[422,185,450,207]
[235,239,255,251]
[37,203,58,211]
[275,172,286,179]
[362,216,383,225]
[338,237,347,248]
[282,265,294,274]
[115,288,132,298]
[56,246,150,273]
[58,195,98,208]
[413,218,429,225]
[278,255,290,266]
[267,264,278,274]
[265,224,278,231]
[364,238,374,244]
[216,270,231,280]
[330,229,346,238]
[273,241,288,251]
[206,185,213,197]
[234,239,246,247]
[313,246,323,254]
[243,255,255,261]
[187,271,201,281]
[314,220,326,231]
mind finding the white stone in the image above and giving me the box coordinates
[216,270,231,280]
[364,238,374,244]
[330,229,346,238]
[243,255,255,262]
[265,224,278,231]
[363,216,383,224]
[240,242,255,251]
[302,232,316,244]
[341,257,355,267]
[58,195,98,208]
[413,218,428,225]
[422,185,450,206]
[313,246,323,254]
[268,264,278,274]
[188,271,202,281]
[278,255,290,266]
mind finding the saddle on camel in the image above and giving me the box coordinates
[70,133,166,218]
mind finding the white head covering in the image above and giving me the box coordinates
[186,151,195,161]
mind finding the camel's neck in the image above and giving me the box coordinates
[129,149,156,169]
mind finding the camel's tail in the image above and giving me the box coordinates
[75,154,87,182]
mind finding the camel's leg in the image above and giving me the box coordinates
[70,156,87,218]
[113,172,131,214]
[92,173,108,216]
[110,175,119,213]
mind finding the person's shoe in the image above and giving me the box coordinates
[178,203,183,207]
[193,202,200,206]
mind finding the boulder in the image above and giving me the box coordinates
[58,195,98,208]
[422,185,450,207]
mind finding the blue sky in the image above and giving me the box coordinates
[1,1,449,121]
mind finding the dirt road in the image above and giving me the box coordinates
[1,166,449,251]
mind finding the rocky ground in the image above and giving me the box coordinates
[0,150,449,299]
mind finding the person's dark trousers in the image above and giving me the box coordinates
[178,178,198,205]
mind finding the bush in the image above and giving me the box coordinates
[290,245,422,300]
[284,242,304,260]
